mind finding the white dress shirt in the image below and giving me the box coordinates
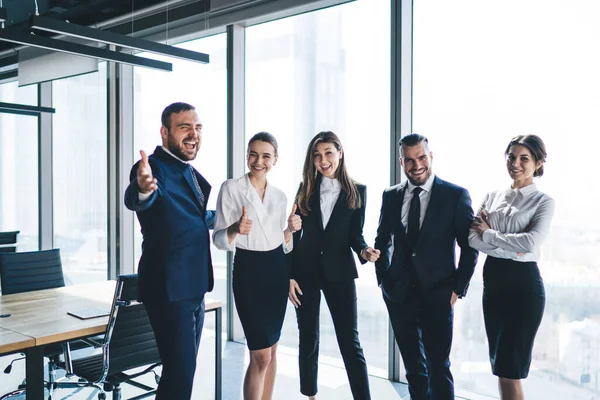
[320,177,342,229]
[468,183,555,262]
[401,173,436,231]
[213,174,292,253]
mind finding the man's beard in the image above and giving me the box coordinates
[167,133,198,161]
[406,168,431,186]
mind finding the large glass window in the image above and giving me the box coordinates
[414,1,600,397]
[246,0,391,376]
[133,33,228,329]
[0,83,39,251]
[53,63,108,285]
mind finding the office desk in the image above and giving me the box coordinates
[0,327,34,355]
[0,281,222,400]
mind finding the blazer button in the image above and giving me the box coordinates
[320,251,324,255]
[412,252,417,257]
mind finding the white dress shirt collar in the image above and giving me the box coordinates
[407,173,435,194]
[161,145,188,164]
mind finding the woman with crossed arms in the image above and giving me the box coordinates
[469,134,555,400]
[213,132,301,400]
[287,131,379,400]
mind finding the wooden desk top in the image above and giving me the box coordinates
[0,327,35,355]
[0,280,222,346]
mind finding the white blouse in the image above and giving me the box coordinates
[468,183,555,262]
[213,174,292,253]
[320,177,341,229]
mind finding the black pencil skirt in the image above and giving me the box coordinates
[482,256,546,379]
[233,246,288,351]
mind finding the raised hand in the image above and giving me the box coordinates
[237,206,253,235]
[361,246,381,262]
[287,204,302,233]
[137,150,157,194]
[289,279,303,308]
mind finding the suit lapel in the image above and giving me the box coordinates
[183,168,204,212]
[395,183,410,247]
[311,179,325,232]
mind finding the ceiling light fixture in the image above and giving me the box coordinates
[0,30,172,71]
[30,16,209,64]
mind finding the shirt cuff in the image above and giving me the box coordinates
[138,191,153,202]
[482,229,496,244]
[213,229,236,252]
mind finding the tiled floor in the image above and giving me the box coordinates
[0,330,496,399]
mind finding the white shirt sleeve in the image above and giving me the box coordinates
[138,191,153,202]
[482,196,555,253]
[212,182,237,252]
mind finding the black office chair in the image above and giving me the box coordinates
[0,231,19,254]
[0,249,90,399]
[61,274,161,400]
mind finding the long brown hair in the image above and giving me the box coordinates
[296,131,361,215]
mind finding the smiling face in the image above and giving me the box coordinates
[506,144,542,187]
[400,142,433,186]
[160,110,202,161]
[247,140,277,179]
[313,142,342,179]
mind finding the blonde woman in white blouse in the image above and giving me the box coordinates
[469,135,555,400]
[213,132,301,400]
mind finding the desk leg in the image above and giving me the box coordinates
[25,346,44,400]
[215,307,222,400]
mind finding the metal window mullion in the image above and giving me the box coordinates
[389,0,413,383]
[226,24,246,342]
[38,82,53,251]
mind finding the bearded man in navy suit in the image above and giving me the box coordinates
[124,102,214,400]
[375,133,478,400]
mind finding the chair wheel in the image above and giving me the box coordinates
[98,393,107,400]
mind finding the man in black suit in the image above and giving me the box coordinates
[375,133,478,400]
[124,102,214,400]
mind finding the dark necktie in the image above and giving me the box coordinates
[188,164,206,209]
[407,187,423,250]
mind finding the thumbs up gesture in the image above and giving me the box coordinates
[237,206,253,235]
[137,150,157,194]
[287,204,302,233]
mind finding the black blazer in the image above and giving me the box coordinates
[288,179,368,282]
[124,146,215,305]
[374,176,478,304]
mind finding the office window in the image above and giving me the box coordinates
[246,0,391,376]
[0,83,39,251]
[133,33,227,330]
[414,0,600,397]
[53,63,108,285]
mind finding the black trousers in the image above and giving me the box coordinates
[384,291,454,400]
[295,277,371,399]
[145,297,205,400]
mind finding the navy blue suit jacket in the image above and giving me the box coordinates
[124,146,215,305]
[374,176,478,304]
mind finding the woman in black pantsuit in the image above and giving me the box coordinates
[469,135,555,400]
[288,131,380,400]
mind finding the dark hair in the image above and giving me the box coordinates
[247,132,279,157]
[161,102,195,129]
[296,131,361,215]
[398,133,429,156]
[504,134,547,177]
